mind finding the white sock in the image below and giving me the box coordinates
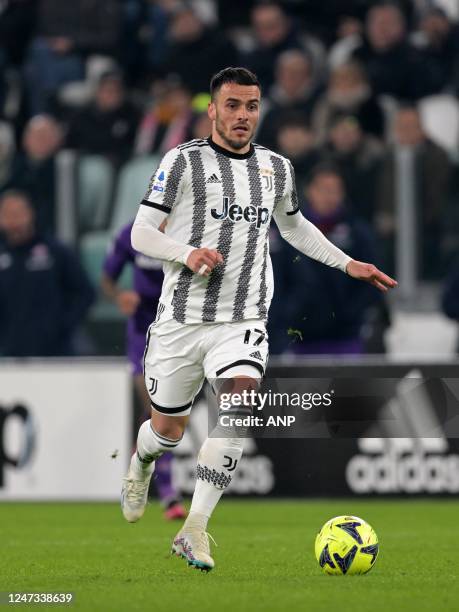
[131,420,182,479]
[185,431,243,531]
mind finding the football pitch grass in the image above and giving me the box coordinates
[1,499,458,612]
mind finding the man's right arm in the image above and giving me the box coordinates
[132,205,223,276]
[131,203,194,264]
[131,148,222,275]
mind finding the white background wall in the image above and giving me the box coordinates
[0,361,131,500]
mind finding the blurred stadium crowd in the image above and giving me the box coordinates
[0,0,459,357]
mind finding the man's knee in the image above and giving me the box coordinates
[151,412,187,441]
[217,374,260,396]
[216,375,260,416]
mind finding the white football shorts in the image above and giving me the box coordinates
[143,318,269,416]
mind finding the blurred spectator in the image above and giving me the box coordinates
[414,7,459,95]
[6,114,63,233]
[121,0,170,85]
[270,164,386,355]
[328,0,415,67]
[375,105,452,278]
[162,5,236,94]
[311,62,385,143]
[135,79,193,155]
[320,114,383,223]
[284,0,414,43]
[256,49,319,150]
[0,190,94,356]
[328,14,365,69]
[288,1,364,45]
[335,14,364,41]
[24,0,122,114]
[349,2,445,100]
[66,72,140,166]
[274,115,320,190]
[243,1,310,91]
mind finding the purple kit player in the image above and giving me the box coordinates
[102,220,187,520]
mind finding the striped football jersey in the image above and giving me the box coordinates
[140,137,298,324]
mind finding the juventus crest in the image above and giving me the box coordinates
[262,174,273,192]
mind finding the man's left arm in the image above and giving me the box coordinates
[272,162,397,292]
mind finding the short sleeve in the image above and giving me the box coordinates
[273,158,300,218]
[141,147,188,215]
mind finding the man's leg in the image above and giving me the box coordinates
[133,375,187,520]
[122,411,187,523]
[122,318,203,523]
[172,375,258,571]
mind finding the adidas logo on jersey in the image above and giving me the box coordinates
[211,197,270,228]
[249,351,263,360]
[207,173,221,184]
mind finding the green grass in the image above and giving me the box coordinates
[1,500,458,612]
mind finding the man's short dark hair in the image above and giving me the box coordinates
[306,162,344,187]
[0,189,32,209]
[368,0,405,17]
[210,67,261,100]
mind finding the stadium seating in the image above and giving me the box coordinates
[79,155,159,319]
[418,95,459,160]
[77,155,115,232]
[110,155,159,230]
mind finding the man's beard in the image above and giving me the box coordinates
[215,119,251,150]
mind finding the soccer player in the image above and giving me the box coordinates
[121,67,397,571]
[102,221,187,520]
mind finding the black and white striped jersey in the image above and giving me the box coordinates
[140,137,299,324]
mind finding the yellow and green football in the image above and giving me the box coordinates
[315,515,379,575]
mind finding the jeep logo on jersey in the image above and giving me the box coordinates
[211,197,269,228]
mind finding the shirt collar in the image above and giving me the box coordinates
[207,136,255,160]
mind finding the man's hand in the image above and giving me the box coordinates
[116,290,141,316]
[346,260,397,292]
[186,248,224,277]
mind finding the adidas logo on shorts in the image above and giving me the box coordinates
[249,351,263,360]
[206,173,221,184]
